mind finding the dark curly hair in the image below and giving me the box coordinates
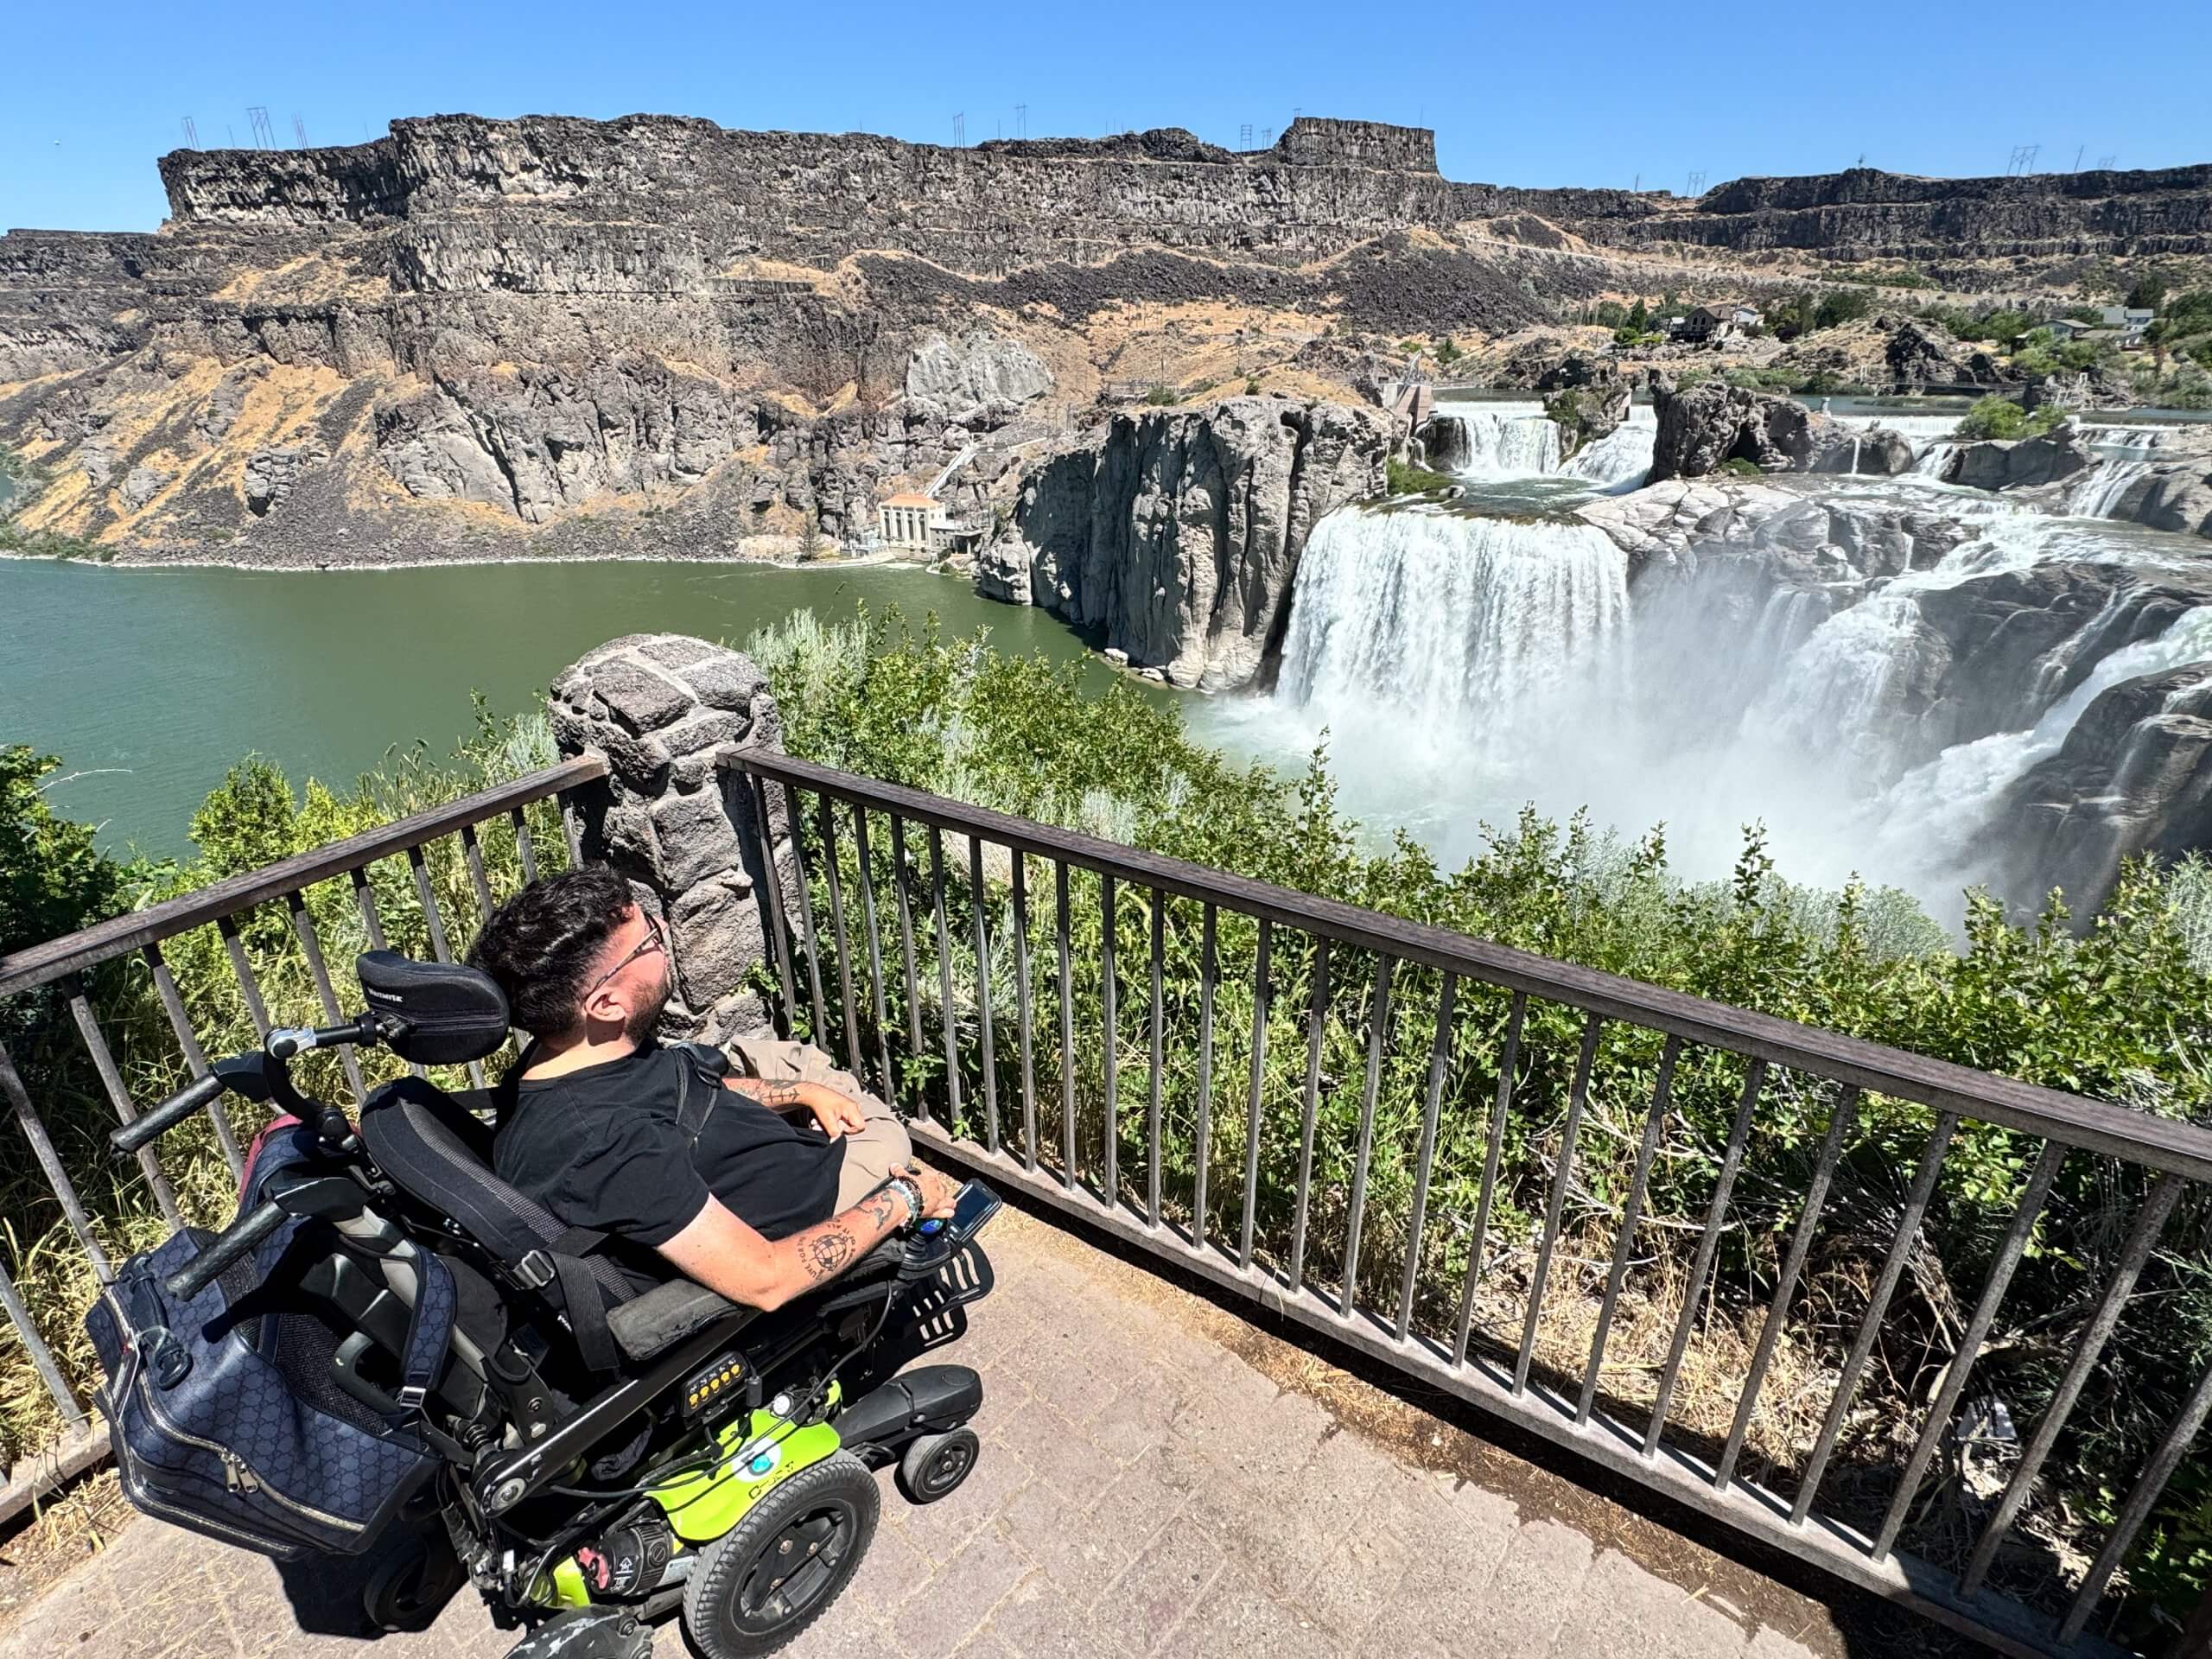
[465,865,639,1037]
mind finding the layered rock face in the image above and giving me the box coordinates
[1649,382,1912,480]
[1942,425,2091,491]
[976,397,1390,690]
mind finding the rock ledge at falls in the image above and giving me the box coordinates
[974,397,1391,690]
[1649,380,1914,480]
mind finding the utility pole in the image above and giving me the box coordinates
[1015,103,1027,140]
[247,106,275,149]
[951,112,964,148]
[1239,123,1253,149]
[181,116,198,148]
[292,114,308,148]
[2073,144,2085,172]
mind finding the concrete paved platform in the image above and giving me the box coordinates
[0,1210,1859,1659]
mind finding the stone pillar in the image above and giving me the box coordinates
[549,633,795,1041]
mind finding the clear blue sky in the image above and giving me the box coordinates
[8,0,2209,232]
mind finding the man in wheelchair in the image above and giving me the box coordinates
[467,867,962,1307]
[88,866,1002,1659]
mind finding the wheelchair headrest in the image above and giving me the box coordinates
[356,951,511,1065]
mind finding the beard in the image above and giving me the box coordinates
[624,965,673,1044]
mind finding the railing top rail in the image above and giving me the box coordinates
[0,753,607,1001]
[726,747,2212,1184]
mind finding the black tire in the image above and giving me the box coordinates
[895,1427,979,1505]
[360,1524,466,1634]
[680,1450,879,1659]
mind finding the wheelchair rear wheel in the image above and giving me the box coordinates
[681,1450,880,1658]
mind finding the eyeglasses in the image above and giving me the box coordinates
[584,913,665,1001]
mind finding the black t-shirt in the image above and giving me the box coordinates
[493,1043,847,1288]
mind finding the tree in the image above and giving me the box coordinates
[2128,273,2169,314]
[1624,298,1649,334]
[1814,287,1876,331]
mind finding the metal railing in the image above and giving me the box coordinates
[724,746,2212,1659]
[0,753,601,1511]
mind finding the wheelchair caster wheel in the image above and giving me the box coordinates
[896,1427,979,1504]
[683,1449,878,1659]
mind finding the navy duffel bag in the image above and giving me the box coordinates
[86,1122,451,1560]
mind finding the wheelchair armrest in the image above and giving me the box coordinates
[606,1280,751,1363]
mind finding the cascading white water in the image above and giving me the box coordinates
[1865,605,2212,878]
[1562,406,1658,491]
[2069,460,2150,518]
[2080,424,2166,459]
[1914,442,1961,477]
[1441,404,1562,478]
[1277,506,1629,749]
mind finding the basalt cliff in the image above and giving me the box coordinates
[2,114,2207,563]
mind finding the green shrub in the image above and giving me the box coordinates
[1955,397,2067,440]
[1144,385,1178,406]
[1386,456,1455,494]
[1717,457,1764,477]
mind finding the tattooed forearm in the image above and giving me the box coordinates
[798,1229,857,1282]
[730,1078,804,1109]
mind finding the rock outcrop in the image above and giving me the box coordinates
[1649,381,1912,480]
[1538,357,1630,460]
[1945,424,2091,491]
[976,397,1390,690]
[903,329,1053,424]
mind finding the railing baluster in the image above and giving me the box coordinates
[782,784,830,1047]
[286,891,368,1100]
[747,776,799,1042]
[0,1251,86,1429]
[968,836,999,1154]
[1645,1059,1766,1456]
[1579,1034,1680,1426]
[1238,918,1273,1270]
[0,1042,112,1281]
[890,815,925,1109]
[1516,1012,1604,1395]
[1100,874,1119,1206]
[1714,1085,1863,1491]
[407,847,484,1090]
[1338,956,1395,1317]
[510,804,539,884]
[1287,937,1333,1295]
[2059,1345,2212,1644]
[1147,889,1165,1229]
[1874,1141,2064,1558]
[350,867,390,950]
[1192,904,1218,1249]
[1012,853,1037,1171]
[1453,989,1524,1367]
[1959,1172,2185,1598]
[216,914,272,1037]
[557,786,585,868]
[1055,859,1076,1187]
[68,985,184,1230]
[815,794,863,1077]
[460,823,497,922]
[926,828,963,1127]
[849,806,894,1102]
[144,942,245,1178]
[1395,971,1457,1342]
[1790,1110,1960,1523]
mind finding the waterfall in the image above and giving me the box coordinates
[1278,506,1630,748]
[1866,605,2212,876]
[1440,404,1562,479]
[2069,460,2150,518]
[1914,442,1960,478]
[2080,424,2165,459]
[1563,406,1658,491]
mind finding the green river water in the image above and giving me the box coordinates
[0,557,1132,858]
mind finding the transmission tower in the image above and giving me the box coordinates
[1239,123,1254,149]
[1015,103,1027,140]
[181,116,198,148]
[2072,144,2085,172]
[247,106,276,149]
[1686,169,1706,195]
[951,112,964,148]
[2097,154,2118,170]
[292,114,308,148]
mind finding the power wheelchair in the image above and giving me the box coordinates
[95,950,998,1659]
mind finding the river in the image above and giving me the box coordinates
[0,557,1127,858]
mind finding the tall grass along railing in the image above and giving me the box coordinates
[726,746,2212,1659]
[0,754,599,1510]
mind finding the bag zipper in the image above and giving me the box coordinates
[129,1344,362,1535]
